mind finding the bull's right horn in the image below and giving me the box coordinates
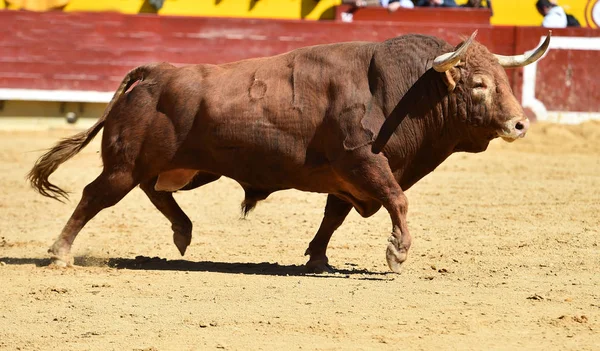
[494,31,552,68]
[432,30,478,72]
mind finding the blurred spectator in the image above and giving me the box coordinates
[461,0,492,16]
[340,0,413,22]
[416,0,457,8]
[343,0,413,9]
[387,0,415,11]
[535,0,580,28]
[461,0,490,8]
[342,0,378,6]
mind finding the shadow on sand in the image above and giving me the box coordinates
[0,256,393,280]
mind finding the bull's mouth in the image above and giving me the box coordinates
[501,133,526,142]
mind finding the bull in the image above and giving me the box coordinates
[28,30,550,273]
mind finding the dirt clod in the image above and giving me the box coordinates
[527,294,545,301]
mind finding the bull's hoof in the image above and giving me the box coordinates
[48,244,74,268]
[173,232,191,256]
[305,259,334,274]
[386,236,408,274]
[49,256,74,268]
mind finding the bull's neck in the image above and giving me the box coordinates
[382,94,463,191]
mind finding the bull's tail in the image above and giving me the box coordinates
[27,64,156,201]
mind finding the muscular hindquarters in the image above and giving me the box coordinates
[100,76,195,183]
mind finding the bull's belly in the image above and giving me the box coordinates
[165,129,335,192]
[155,124,381,215]
[156,167,336,192]
[159,142,338,191]
[159,154,382,214]
[185,160,340,194]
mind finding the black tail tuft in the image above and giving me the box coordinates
[241,199,257,218]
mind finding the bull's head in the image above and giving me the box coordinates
[372,31,551,154]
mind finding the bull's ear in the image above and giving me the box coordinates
[441,67,461,92]
[441,70,456,92]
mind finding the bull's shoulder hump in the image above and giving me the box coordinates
[378,34,454,56]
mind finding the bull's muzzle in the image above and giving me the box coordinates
[500,117,530,142]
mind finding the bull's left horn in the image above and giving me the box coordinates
[495,31,551,68]
[432,30,478,72]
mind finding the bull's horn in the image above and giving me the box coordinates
[432,30,478,72]
[495,31,552,68]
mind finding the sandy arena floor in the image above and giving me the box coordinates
[0,120,598,350]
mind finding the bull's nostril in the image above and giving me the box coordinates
[515,121,524,130]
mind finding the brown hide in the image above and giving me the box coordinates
[128,36,467,197]
[130,41,386,199]
[29,33,531,273]
[155,169,199,192]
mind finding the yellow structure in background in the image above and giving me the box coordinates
[158,0,340,20]
[63,0,147,13]
[4,0,69,10]
[60,0,339,19]
[2,0,597,27]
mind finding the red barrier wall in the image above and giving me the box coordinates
[1,10,598,116]
[512,27,600,115]
[0,10,511,92]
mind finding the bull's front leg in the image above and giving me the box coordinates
[382,191,411,273]
[335,151,412,273]
[304,194,353,273]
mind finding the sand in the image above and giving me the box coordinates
[0,121,598,350]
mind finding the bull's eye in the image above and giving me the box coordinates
[473,81,487,89]
[471,82,488,103]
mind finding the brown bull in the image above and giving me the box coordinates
[28,31,550,273]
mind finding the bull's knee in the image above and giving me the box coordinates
[386,191,408,214]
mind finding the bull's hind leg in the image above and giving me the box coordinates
[141,172,221,255]
[304,195,353,273]
[49,171,137,266]
[140,181,192,256]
